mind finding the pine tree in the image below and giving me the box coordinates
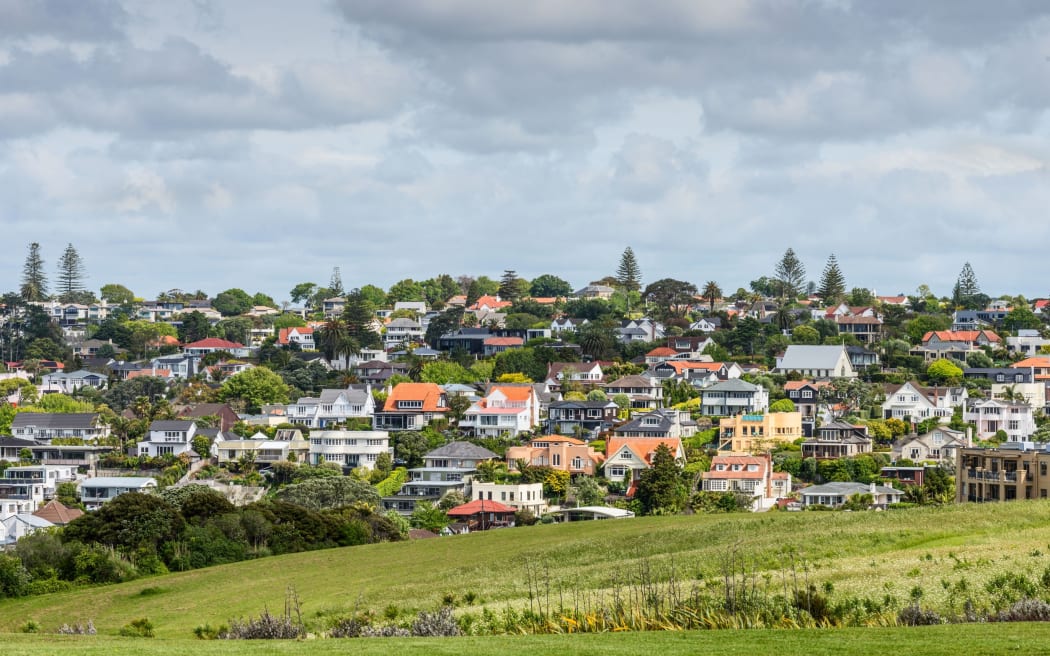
[953,262,981,308]
[817,253,846,304]
[616,247,642,292]
[55,243,86,302]
[772,247,806,299]
[328,267,345,297]
[20,242,47,301]
[498,270,523,302]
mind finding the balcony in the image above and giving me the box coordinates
[964,469,1026,484]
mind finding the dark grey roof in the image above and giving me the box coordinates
[549,400,618,409]
[11,413,98,429]
[110,362,143,371]
[426,441,499,460]
[704,379,761,393]
[0,436,38,448]
[148,420,195,432]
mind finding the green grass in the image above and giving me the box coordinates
[5,624,1050,656]
[3,501,1050,640]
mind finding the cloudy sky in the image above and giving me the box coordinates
[2,0,1049,302]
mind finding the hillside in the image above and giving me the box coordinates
[3,501,1050,640]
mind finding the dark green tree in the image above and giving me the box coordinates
[577,319,618,360]
[643,278,697,320]
[55,243,86,302]
[773,247,806,299]
[817,254,846,304]
[328,267,345,297]
[701,281,722,313]
[615,247,642,292]
[498,270,524,302]
[213,288,253,316]
[177,311,212,343]
[20,242,48,302]
[952,262,980,309]
[635,443,687,515]
[529,274,573,298]
[387,279,425,303]
[289,282,317,305]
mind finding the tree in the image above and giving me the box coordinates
[498,270,525,302]
[392,432,430,468]
[410,501,449,533]
[219,367,291,413]
[817,254,846,303]
[328,267,345,297]
[635,443,686,515]
[343,289,382,352]
[965,351,994,369]
[1004,306,1042,332]
[615,247,642,292]
[388,279,425,304]
[701,281,722,313]
[55,243,87,302]
[577,320,618,360]
[63,493,185,553]
[573,477,607,507]
[99,283,134,305]
[643,278,697,320]
[20,242,47,302]
[213,288,253,316]
[529,274,572,298]
[419,361,473,385]
[927,359,964,385]
[358,284,388,308]
[773,248,806,299]
[425,307,464,348]
[421,274,461,309]
[953,262,981,309]
[769,399,796,413]
[792,325,821,345]
[177,311,212,344]
[289,282,317,305]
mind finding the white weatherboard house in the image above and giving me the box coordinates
[79,477,158,511]
[137,420,198,458]
[775,345,856,379]
[308,430,392,469]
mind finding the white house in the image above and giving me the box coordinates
[964,399,1036,442]
[308,430,392,469]
[79,477,158,511]
[461,385,540,437]
[701,454,791,511]
[384,318,425,348]
[892,427,971,466]
[39,370,107,394]
[881,382,968,424]
[182,338,251,358]
[10,413,109,444]
[0,465,77,506]
[775,345,856,379]
[213,429,311,466]
[472,481,546,516]
[799,481,901,509]
[700,379,769,417]
[0,514,54,545]
[603,437,684,489]
[137,420,198,458]
[286,387,375,428]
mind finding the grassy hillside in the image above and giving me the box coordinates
[2,501,1050,640]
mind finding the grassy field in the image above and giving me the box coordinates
[2,501,1050,641]
[5,624,1050,656]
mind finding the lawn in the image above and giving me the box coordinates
[5,624,1050,656]
[2,501,1050,639]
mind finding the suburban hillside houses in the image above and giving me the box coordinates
[373,383,449,431]
[775,345,856,379]
[701,454,791,511]
[881,382,968,423]
[461,385,540,437]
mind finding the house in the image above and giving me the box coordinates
[612,408,697,439]
[436,328,497,355]
[644,347,678,365]
[373,383,449,431]
[277,326,316,350]
[32,499,84,525]
[322,297,346,318]
[137,420,198,458]
[649,361,741,387]
[384,318,425,348]
[79,477,158,511]
[1,465,77,504]
[573,284,615,300]
[29,443,113,469]
[472,481,546,516]
[468,295,513,313]
[213,429,311,467]
[546,361,604,390]
[951,310,993,332]
[881,382,967,423]
[0,436,37,462]
[617,318,664,343]
[964,367,1042,405]
[1007,329,1050,356]
[177,403,241,432]
[784,380,830,419]
[845,345,880,370]
[461,385,540,437]
[10,413,110,444]
[775,345,856,379]
[892,427,970,465]
[150,354,198,379]
[550,317,589,335]
[604,437,684,492]
[183,337,251,358]
[355,360,409,385]
[286,387,375,428]
[956,442,1050,502]
[912,330,1002,362]
[664,335,716,357]
[800,421,872,460]
[964,398,1036,441]
[506,435,605,476]
[833,315,883,344]
[382,441,499,516]
[799,481,902,509]
[482,336,524,357]
[306,430,391,469]
[1,514,54,545]
[39,370,107,394]
[700,379,769,417]
[602,375,664,410]
[718,412,803,453]
[689,317,723,333]
[546,400,619,438]
[700,453,791,511]
[445,499,517,531]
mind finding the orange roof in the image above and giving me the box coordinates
[784,379,830,391]
[383,382,448,412]
[922,330,1001,343]
[660,361,724,374]
[469,295,513,310]
[1011,357,1050,369]
[530,297,560,304]
[446,499,517,516]
[530,434,586,445]
[483,337,523,347]
[149,335,181,346]
[32,499,84,525]
[606,437,682,463]
[127,368,171,379]
[647,347,677,357]
[278,326,314,344]
[488,386,533,401]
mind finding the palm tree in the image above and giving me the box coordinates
[316,318,348,365]
[774,306,795,331]
[701,281,722,313]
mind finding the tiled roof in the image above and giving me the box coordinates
[483,337,524,347]
[922,330,1001,343]
[606,437,682,464]
[647,347,677,356]
[32,500,84,525]
[1011,357,1050,369]
[446,499,517,515]
[184,337,245,349]
[383,383,448,412]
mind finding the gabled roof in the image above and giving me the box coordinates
[486,386,534,402]
[149,420,195,432]
[426,441,499,460]
[605,375,659,388]
[446,499,517,516]
[383,382,448,412]
[33,499,84,525]
[922,330,1001,344]
[777,345,849,370]
[483,336,524,347]
[606,437,682,464]
[547,361,602,378]
[704,379,761,393]
[529,435,586,446]
[783,379,830,391]
[183,337,245,349]
[646,347,677,357]
[1011,357,1050,369]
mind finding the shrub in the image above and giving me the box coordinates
[194,623,227,640]
[19,619,40,633]
[119,617,155,638]
[56,620,96,635]
[221,610,303,640]
[897,605,941,626]
[374,468,408,497]
[995,598,1050,622]
[412,606,460,637]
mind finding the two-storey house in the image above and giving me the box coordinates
[881,382,967,424]
[373,383,449,431]
[718,412,803,453]
[461,385,539,437]
[10,413,109,444]
[306,429,391,469]
[137,420,198,458]
[286,387,375,428]
[611,408,697,439]
[800,420,872,460]
[545,362,604,391]
[506,435,605,476]
[382,441,498,516]
[700,379,769,417]
[79,477,157,511]
[604,437,684,494]
[892,426,970,466]
[602,375,664,410]
[701,453,791,510]
[546,400,619,438]
[964,399,1036,441]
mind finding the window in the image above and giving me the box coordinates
[398,400,423,409]
[608,466,627,478]
[802,391,812,399]
[571,457,582,470]
[552,454,561,466]
[621,451,632,460]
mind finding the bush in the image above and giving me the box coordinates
[994,598,1050,622]
[411,605,460,637]
[193,623,227,640]
[56,620,96,635]
[119,617,155,638]
[221,610,303,640]
[374,468,408,497]
[19,619,41,633]
[897,605,942,626]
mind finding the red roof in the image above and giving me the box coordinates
[922,330,1001,344]
[277,326,314,344]
[784,379,830,391]
[469,295,513,311]
[1011,357,1050,369]
[483,337,524,347]
[647,347,677,357]
[184,337,245,349]
[446,499,517,516]
[383,382,449,412]
[33,499,84,525]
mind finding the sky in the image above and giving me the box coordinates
[2,0,1049,303]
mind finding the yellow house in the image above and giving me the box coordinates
[718,412,802,453]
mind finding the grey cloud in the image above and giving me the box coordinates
[0,0,126,41]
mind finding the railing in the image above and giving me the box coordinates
[965,469,1024,482]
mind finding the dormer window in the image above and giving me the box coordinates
[620,451,632,460]
[398,400,423,409]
